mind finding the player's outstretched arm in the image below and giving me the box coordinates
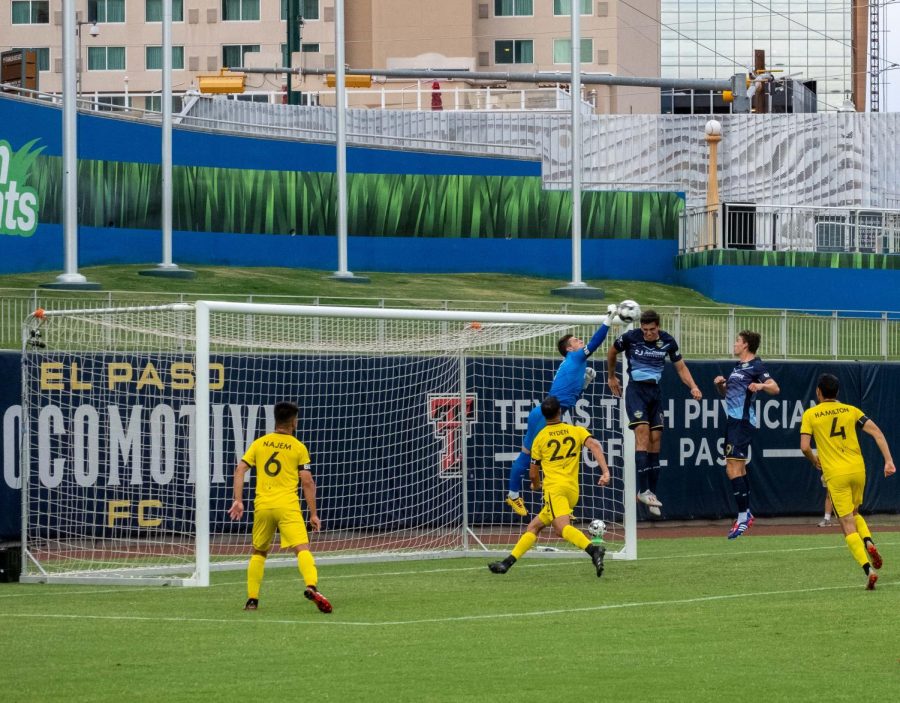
[749,378,780,395]
[861,420,897,477]
[585,437,611,486]
[300,469,321,531]
[674,359,702,400]
[228,461,250,520]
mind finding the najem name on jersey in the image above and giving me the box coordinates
[262,439,295,450]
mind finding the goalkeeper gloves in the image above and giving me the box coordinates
[582,367,597,390]
[603,304,624,327]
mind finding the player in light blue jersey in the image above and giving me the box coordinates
[607,309,702,516]
[713,330,779,538]
[504,305,621,516]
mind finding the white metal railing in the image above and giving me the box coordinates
[2,290,898,359]
[680,203,900,254]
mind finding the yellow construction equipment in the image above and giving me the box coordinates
[198,69,246,94]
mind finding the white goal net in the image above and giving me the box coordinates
[20,302,635,585]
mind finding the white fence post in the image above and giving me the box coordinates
[831,311,839,359]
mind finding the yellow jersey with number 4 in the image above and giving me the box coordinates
[241,433,311,510]
[800,401,869,480]
[531,422,591,492]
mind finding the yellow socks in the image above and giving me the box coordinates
[854,514,872,542]
[511,531,537,560]
[247,553,266,599]
[845,533,869,568]
[298,549,318,588]
[562,524,591,550]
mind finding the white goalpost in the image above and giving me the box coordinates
[20,301,636,586]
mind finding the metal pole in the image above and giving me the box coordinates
[551,2,602,299]
[139,0,194,279]
[42,0,97,289]
[330,0,368,283]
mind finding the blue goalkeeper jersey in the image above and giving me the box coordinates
[549,324,610,407]
[724,356,772,426]
[613,329,682,383]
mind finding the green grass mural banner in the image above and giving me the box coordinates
[28,154,683,239]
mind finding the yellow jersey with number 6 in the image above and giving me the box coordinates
[241,433,311,510]
[800,401,868,480]
[531,422,591,492]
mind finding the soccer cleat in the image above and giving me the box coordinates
[637,490,662,508]
[648,505,661,517]
[867,543,884,570]
[304,586,333,614]
[727,520,750,539]
[587,544,606,578]
[506,496,528,517]
[243,598,259,611]
[746,511,755,528]
[488,556,516,574]
[817,517,832,528]
[866,571,878,591]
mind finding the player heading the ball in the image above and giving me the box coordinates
[607,308,702,517]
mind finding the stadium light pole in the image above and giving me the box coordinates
[552,1,603,299]
[328,0,368,283]
[140,0,195,280]
[41,0,100,290]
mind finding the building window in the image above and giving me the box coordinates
[146,46,185,70]
[553,0,591,15]
[87,46,126,70]
[553,38,593,64]
[494,0,532,17]
[11,1,49,24]
[92,0,125,23]
[146,95,183,113]
[281,42,320,65]
[223,0,260,21]
[281,0,319,20]
[32,47,50,71]
[146,0,184,22]
[222,44,260,68]
[495,39,533,64]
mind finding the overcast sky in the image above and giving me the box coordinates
[885,4,899,112]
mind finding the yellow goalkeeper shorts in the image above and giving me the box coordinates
[252,504,309,551]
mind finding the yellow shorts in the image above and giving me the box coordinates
[252,504,309,552]
[537,486,580,526]
[825,472,865,519]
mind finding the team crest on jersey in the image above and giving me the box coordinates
[427,394,477,476]
[634,410,644,419]
[655,340,664,348]
[741,362,750,368]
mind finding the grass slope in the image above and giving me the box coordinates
[1,534,896,702]
[0,265,725,309]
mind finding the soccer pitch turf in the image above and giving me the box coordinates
[1,534,896,702]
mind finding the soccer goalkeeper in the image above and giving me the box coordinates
[504,305,619,516]
[228,400,332,614]
[490,396,611,576]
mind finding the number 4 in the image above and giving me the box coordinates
[829,417,847,440]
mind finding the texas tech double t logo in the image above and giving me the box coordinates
[426,395,477,476]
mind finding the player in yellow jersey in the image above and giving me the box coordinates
[489,396,611,577]
[799,374,896,590]
[228,401,332,613]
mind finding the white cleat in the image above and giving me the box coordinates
[637,490,662,508]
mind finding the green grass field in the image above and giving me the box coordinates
[0,264,722,308]
[1,533,896,702]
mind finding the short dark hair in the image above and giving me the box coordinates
[639,309,660,326]
[557,334,574,357]
[738,330,761,353]
[273,401,299,425]
[817,373,840,399]
[541,396,561,420]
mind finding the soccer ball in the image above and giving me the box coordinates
[617,299,641,324]
[588,519,606,538]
